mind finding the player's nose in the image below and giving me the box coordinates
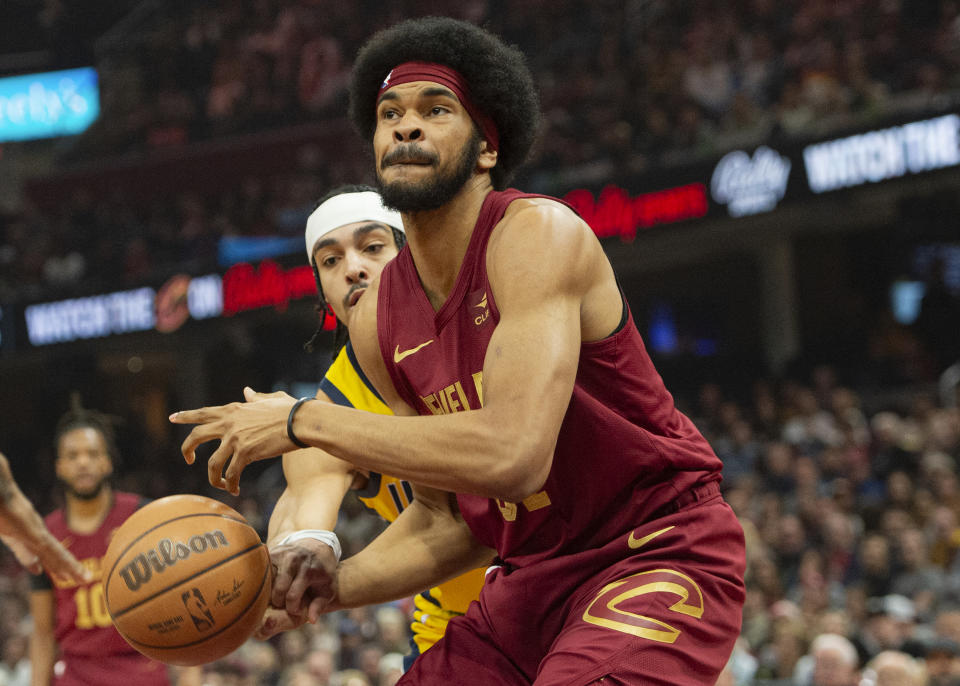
[344,252,369,282]
[393,112,423,142]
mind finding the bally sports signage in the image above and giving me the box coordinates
[711,146,791,217]
[22,259,329,347]
[563,183,708,241]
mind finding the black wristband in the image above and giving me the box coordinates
[286,397,315,449]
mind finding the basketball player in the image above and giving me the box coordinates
[0,451,89,583]
[260,186,486,668]
[30,403,171,686]
[172,17,746,685]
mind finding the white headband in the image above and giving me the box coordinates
[305,191,404,262]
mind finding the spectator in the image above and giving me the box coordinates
[796,632,860,686]
[863,650,926,686]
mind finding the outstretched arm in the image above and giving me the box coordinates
[300,484,493,622]
[258,444,357,637]
[0,452,90,584]
[173,200,621,501]
[266,447,357,545]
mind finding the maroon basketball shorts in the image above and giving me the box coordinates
[400,491,745,685]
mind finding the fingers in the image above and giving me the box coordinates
[168,406,221,424]
[307,596,328,624]
[285,565,313,618]
[270,548,299,611]
[207,441,233,493]
[35,535,91,584]
[179,426,216,466]
[255,608,305,640]
[169,404,233,463]
[222,449,249,497]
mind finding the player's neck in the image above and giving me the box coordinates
[66,486,113,534]
[401,175,491,311]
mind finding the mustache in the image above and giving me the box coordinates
[343,282,369,309]
[381,144,438,170]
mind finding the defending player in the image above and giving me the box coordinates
[30,402,170,686]
[260,186,486,666]
[173,17,746,685]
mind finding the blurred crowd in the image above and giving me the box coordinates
[2,2,960,684]
[3,0,960,300]
[0,364,959,684]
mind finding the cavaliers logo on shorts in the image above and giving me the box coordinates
[582,569,704,643]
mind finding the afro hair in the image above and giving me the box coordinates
[349,16,540,190]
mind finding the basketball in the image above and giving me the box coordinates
[101,494,271,666]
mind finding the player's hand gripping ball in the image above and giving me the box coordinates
[102,495,271,666]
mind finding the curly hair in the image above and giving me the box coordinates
[348,16,540,190]
[304,184,406,357]
[53,393,121,468]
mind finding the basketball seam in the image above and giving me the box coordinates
[112,546,270,655]
[108,541,264,618]
[103,512,246,599]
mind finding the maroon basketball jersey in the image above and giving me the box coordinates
[378,189,723,567]
[33,492,170,685]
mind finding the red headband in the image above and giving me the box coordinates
[377,61,500,153]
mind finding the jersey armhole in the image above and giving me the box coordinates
[355,471,382,499]
[612,286,628,336]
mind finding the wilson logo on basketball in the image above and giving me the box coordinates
[119,530,230,592]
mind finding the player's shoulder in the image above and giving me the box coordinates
[489,194,599,279]
[497,195,594,248]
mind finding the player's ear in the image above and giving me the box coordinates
[477,140,497,172]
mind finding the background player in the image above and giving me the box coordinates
[172,17,745,685]
[260,185,486,668]
[0,452,90,584]
[30,400,171,686]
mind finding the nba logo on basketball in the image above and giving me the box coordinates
[181,588,216,631]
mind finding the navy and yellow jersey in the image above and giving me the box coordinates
[319,340,393,418]
[319,341,485,653]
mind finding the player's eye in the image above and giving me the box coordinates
[365,243,385,254]
[320,255,339,268]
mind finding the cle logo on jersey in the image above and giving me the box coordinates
[474,292,490,326]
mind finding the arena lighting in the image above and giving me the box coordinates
[563,183,708,241]
[803,113,960,193]
[0,67,100,142]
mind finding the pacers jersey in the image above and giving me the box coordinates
[319,342,485,646]
[30,492,170,686]
[377,189,724,569]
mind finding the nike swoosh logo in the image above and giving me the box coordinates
[394,339,434,363]
[627,525,674,550]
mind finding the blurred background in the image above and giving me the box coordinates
[0,0,959,684]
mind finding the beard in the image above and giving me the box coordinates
[60,477,108,501]
[377,131,482,212]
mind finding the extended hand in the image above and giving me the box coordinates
[170,387,298,494]
[0,453,91,583]
[270,537,340,623]
[255,607,309,640]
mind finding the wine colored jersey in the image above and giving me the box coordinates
[377,189,723,568]
[31,492,170,686]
